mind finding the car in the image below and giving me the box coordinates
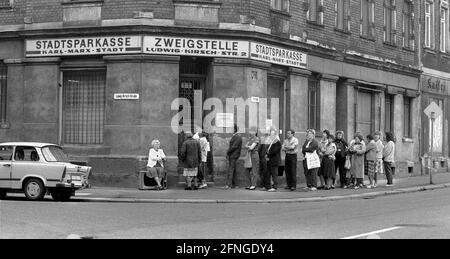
[0,142,91,201]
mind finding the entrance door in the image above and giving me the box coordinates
[267,77,286,138]
[356,91,374,137]
[179,78,205,133]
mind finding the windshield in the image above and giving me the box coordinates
[42,146,70,162]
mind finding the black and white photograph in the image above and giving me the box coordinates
[1,0,450,245]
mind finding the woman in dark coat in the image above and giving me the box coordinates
[180,132,202,190]
[302,129,320,191]
[265,127,281,192]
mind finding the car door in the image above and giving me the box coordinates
[11,146,65,189]
[0,146,14,188]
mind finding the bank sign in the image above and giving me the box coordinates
[250,42,307,69]
[25,36,142,56]
[143,36,250,58]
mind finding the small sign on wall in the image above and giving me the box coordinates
[114,93,140,100]
[216,113,234,128]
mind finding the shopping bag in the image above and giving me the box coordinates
[344,156,352,170]
[305,151,320,170]
[244,151,252,168]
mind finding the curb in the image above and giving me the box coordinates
[73,183,450,204]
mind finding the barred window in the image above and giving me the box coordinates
[403,97,412,138]
[308,76,320,131]
[63,70,106,145]
[385,94,394,133]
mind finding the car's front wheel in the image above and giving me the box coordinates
[51,189,72,202]
[23,179,46,201]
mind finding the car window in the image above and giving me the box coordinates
[42,146,69,162]
[0,146,13,161]
[15,146,40,162]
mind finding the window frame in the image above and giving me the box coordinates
[271,0,290,13]
[402,0,415,49]
[425,0,434,48]
[308,76,321,131]
[384,0,397,45]
[360,0,375,39]
[403,96,412,138]
[307,0,324,25]
[440,0,448,52]
[335,0,351,32]
[385,94,395,134]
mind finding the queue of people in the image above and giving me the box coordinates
[146,125,396,192]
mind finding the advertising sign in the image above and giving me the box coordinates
[25,36,142,57]
[250,42,307,69]
[144,36,250,58]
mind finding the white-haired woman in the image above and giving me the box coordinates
[147,139,167,190]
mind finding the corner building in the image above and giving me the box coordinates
[0,0,422,187]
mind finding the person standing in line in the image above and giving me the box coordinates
[321,134,337,190]
[258,132,269,190]
[302,129,320,191]
[225,124,243,189]
[373,131,384,188]
[317,129,330,189]
[180,132,202,190]
[244,127,260,190]
[198,132,210,189]
[266,127,282,192]
[383,132,396,187]
[365,134,377,189]
[282,129,299,191]
[334,131,348,188]
[348,133,366,189]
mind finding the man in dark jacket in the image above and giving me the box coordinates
[334,130,348,188]
[180,132,202,190]
[225,124,242,189]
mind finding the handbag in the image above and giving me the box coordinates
[344,155,352,170]
[305,151,320,170]
[244,150,252,168]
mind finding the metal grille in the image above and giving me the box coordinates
[63,70,106,145]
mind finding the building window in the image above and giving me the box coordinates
[403,97,412,138]
[0,0,13,8]
[425,0,434,48]
[440,0,448,52]
[0,62,7,126]
[360,0,375,38]
[307,0,324,25]
[335,0,351,31]
[385,94,394,133]
[402,0,414,49]
[271,0,290,12]
[308,77,320,131]
[63,70,106,145]
[384,0,397,45]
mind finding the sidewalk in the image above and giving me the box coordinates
[74,173,450,203]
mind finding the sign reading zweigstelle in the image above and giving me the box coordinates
[250,42,307,69]
[25,36,142,57]
[143,36,250,58]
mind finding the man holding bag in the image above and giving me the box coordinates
[302,129,320,191]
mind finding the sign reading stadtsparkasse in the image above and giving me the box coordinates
[144,36,250,58]
[25,36,142,57]
[250,42,307,69]
[114,93,140,100]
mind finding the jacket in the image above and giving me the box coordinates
[302,138,319,156]
[365,141,377,161]
[334,138,348,159]
[147,148,166,168]
[180,137,202,168]
[267,140,282,167]
[227,133,243,159]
